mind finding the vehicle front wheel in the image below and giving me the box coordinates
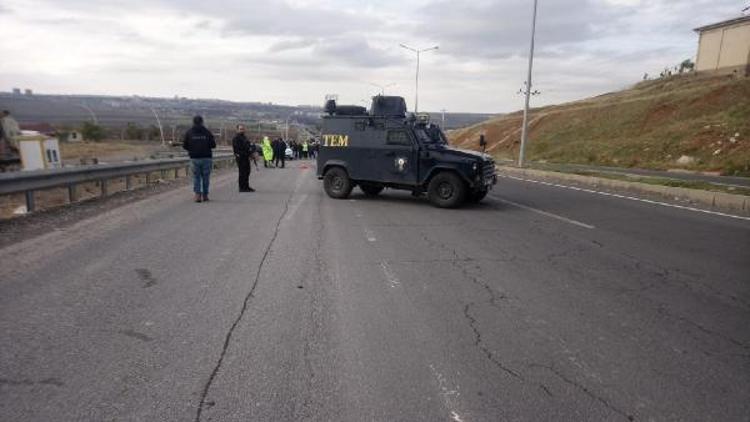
[360,183,384,197]
[427,172,467,208]
[323,167,353,199]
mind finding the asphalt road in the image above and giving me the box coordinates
[1,160,748,421]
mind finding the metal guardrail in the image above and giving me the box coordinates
[0,153,235,213]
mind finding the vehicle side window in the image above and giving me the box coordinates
[386,130,412,146]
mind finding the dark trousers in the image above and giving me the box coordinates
[236,156,250,190]
[274,153,285,168]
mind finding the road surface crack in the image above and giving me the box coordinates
[194,193,293,422]
[463,303,522,380]
[529,363,635,421]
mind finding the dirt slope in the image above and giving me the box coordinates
[450,73,750,175]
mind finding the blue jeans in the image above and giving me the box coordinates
[192,158,212,194]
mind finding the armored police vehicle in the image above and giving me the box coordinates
[316,96,496,208]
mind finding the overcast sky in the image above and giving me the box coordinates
[0,0,744,113]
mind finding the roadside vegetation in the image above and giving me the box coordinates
[449,73,750,176]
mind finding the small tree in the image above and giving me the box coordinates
[147,125,161,141]
[81,122,106,142]
[679,59,695,73]
[125,122,143,140]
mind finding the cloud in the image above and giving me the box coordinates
[414,0,631,59]
[1,0,746,112]
[268,38,317,53]
[312,37,405,67]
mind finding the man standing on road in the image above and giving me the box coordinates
[232,124,257,192]
[272,137,286,168]
[183,115,216,203]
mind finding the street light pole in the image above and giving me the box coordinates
[518,0,538,168]
[285,115,292,141]
[399,44,438,113]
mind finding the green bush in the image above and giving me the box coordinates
[81,122,106,142]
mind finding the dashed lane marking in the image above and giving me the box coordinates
[379,261,400,288]
[500,174,750,222]
[429,364,465,422]
[364,227,377,242]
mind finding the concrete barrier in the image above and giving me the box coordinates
[498,166,749,216]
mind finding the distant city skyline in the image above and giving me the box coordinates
[0,0,743,113]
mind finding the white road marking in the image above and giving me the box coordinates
[500,174,750,222]
[493,197,595,229]
[364,227,377,242]
[379,261,400,288]
[429,364,465,422]
[283,193,309,222]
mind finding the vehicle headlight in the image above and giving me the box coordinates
[472,162,478,172]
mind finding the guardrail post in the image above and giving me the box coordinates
[101,179,108,197]
[125,175,132,190]
[25,191,35,212]
[68,184,77,203]
[145,172,151,184]
[174,168,179,179]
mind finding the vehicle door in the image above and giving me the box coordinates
[379,128,418,185]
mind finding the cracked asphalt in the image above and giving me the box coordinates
[0,160,748,421]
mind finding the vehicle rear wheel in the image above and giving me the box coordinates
[427,172,467,208]
[323,167,353,199]
[468,189,488,203]
[360,183,384,197]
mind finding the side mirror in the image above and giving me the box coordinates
[479,134,487,148]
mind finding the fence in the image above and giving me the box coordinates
[0,154,235,213]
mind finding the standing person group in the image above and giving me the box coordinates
[183,115,216,203]
[182,116,318,202]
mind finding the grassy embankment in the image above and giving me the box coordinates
[449,73,750,176]
[60,140,166,164]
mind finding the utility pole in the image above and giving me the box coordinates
[518,0,538,168]
[399,44,438,113]
[78,104,98,125]
[149,107,165,146]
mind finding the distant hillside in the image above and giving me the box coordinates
[0,93,319,128]
[450,73,750,175]
[0,93,495,132]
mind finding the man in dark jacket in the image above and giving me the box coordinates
[232,124,257,192]
[272,137,286,168]
[183,115,216,202]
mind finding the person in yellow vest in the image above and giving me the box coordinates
[302,140,309,159]
[262,136,274,168]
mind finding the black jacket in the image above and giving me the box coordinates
[274,139,288,155]
[232,133,257,158]
[183,125,216,158]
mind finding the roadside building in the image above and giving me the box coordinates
[19,123,56,137]
[694,15,750,76]
[67,130,83,142]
